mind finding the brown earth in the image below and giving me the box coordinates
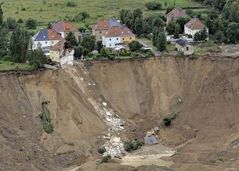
[0,57,239,171]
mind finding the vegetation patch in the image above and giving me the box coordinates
[124,139,144,152]
[40,101,53,134]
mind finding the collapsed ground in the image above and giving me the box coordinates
[0,57,239,171]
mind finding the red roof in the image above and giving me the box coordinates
[93,19,110,30]
[103,26,134,38]
[185,18,206,30]
[52,21,78,33]
[48,29,62,40]
[167,8,187,20]
[50,39,65,51]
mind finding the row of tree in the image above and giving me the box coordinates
[0,3,48,69]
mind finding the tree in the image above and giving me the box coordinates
[226,22,239,44]
[74,46,83,59]
[10,28,30,63]
[152,17,164,28]
[166,21,176,35]
[96,41,103,52]
[65,32,78,49]
[145,2,162,10]
[157,31,166,51]
[134,17,143,35]
[213,31,225,43]
[0,27,9,57]
[25,18,37,29]
[194,27,208,41]
[27,49,48,69]
[0,3,3,25]
[80,35,96,55]
[175,17,190,33]
[173,23,180,38]
[6,17,17,30]
[129,41,143,52]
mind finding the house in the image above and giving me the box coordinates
[175,39,194,55]
[49,39,74,65]
[92,18,121,41]
[52,21,80,40]
[32,29,63,56]
[102,26,135,48]
[49,39,65,62]
[184,17,208,38]
[166,7,187,24]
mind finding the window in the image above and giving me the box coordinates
[186,47,189,51]
[45,41,47,44]
[130,37,132,39]
[123,38,125,40]
[116,38,119,40]
[99,31,102,34]
[109,44,111,47]
[109,38,111,41]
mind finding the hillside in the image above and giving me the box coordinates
[0,57,239,171]
[2,0,202,28]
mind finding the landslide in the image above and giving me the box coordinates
[0,57,239,171]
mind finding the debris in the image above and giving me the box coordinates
[144,134,158,145]
[103,102,107,106]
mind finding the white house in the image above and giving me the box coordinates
[32,29,62,56]
[184,18,208,38]
[102,26,135,48]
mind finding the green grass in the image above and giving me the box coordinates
[0,60,34,71]
[2,0,203,28]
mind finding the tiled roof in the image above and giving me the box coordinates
[103,26,134,38]
[93,18,121,30]
[50,39,66,51]
[52,21,78,32]
[33,29,62,41]
[185,18,206,30]
[176,39,189,47]
[167,7,187,20]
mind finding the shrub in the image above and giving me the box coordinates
[129,41,143,52]
[124,139,144,152]
[66,0,77,7]
[17,18,23,23]
[25,18,37,29]
[100,155,111,163]
[40,101,53,134]
[163,117,172,126]
[98,147,106,154]
[145,2,162,10]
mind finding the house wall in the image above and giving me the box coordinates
[93,29,108,41]
[176,44,194,55]
[184,26,209,38]
[32,40,60,51]
[121,35,136,43]
[102,36,121,48]
[60,50,74,66]
[49,50,61,62]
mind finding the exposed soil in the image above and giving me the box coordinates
[0,57,239,171]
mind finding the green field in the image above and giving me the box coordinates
[0,60,34,71]
[2,0,202,28]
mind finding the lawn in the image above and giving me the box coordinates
[0,60,34,71]
[2,0,203,28]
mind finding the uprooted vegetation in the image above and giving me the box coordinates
[40,101,53,134]
[124,139,144,152]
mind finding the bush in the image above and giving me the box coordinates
[98,147,106,154]
[124,139,144,152]
[66,0,77,7]
[40,101,53,134]
[73,11,90,22]
[25,18,37,29]
[17,18,23,23]
[145,2,162,10]
[100,155,111,163]
[129,41,143,52]
[163,117,172,126]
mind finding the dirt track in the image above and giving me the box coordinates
[0,57,239,171]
